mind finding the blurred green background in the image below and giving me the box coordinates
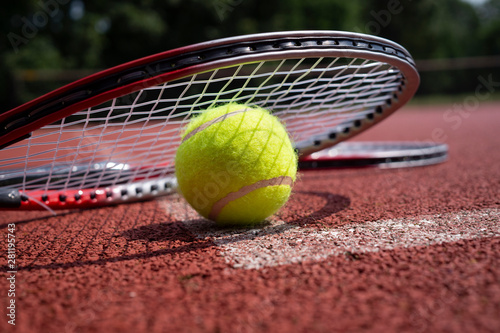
[1,0,499,111]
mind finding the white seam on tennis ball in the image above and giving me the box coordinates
[208,175,294,221]
[181,107,250,143]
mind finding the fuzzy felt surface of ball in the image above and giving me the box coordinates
[175,103,297,226]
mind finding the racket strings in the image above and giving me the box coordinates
[0,56,404,197]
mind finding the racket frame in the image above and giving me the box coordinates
[0,30,421,210]
[0,30,419,155]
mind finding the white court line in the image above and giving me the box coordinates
[161,198,500,270]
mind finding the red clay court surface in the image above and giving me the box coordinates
[1,101,499,333]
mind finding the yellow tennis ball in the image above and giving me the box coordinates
[175,103,297,226]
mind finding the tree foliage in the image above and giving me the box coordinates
[1,0,499,108]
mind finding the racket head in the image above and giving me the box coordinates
[298,141,449,170]
[0,30,419,152]
[0,30,420,210]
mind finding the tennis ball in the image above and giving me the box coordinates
[175,103,297,226]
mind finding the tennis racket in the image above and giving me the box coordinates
[299,141,448,170]
[0,30,420,211]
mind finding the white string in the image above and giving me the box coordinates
[0,56,403,202]
[23,193,57,215]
